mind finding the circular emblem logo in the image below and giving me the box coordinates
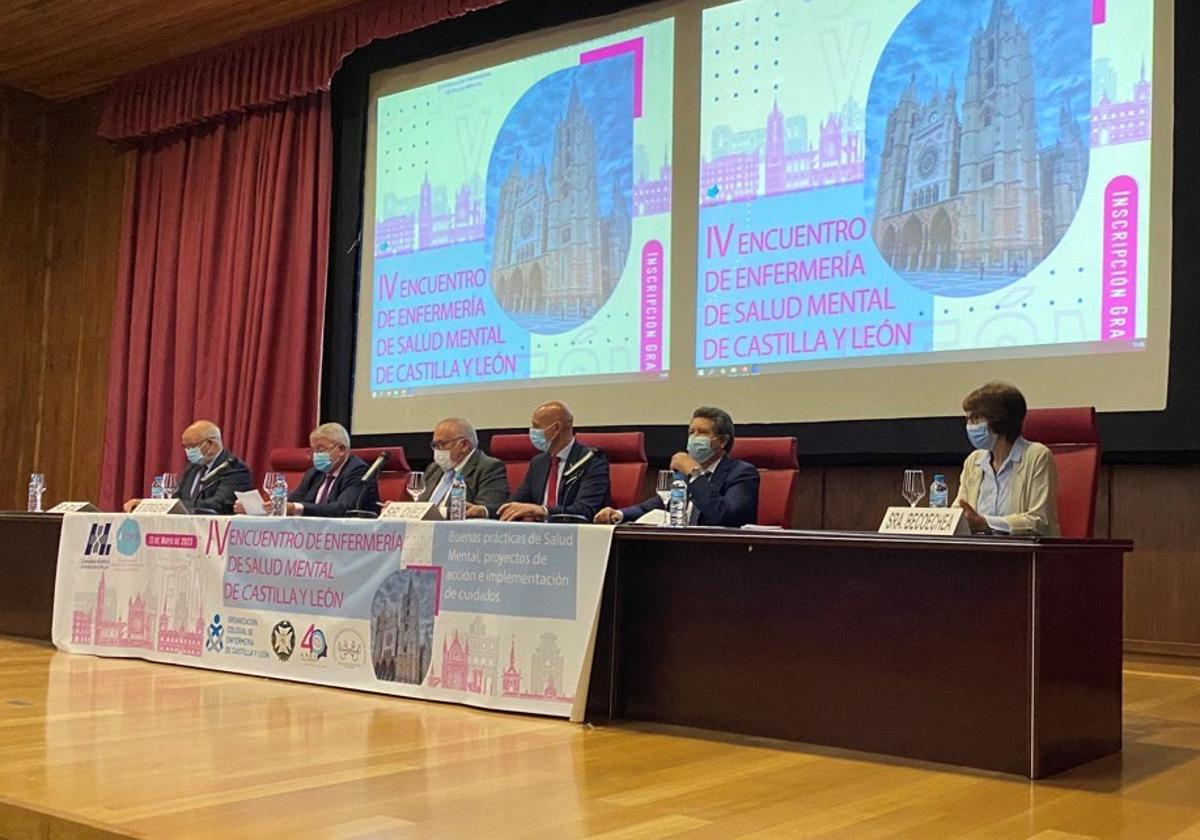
[271,621,296,661]
[334,630,366,669]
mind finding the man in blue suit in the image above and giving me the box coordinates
[594,406,759,527]
[498,401,610,522]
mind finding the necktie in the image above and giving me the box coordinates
[545,459,561,509]
[430,470,456,505]
[688,472,710,525]
[316,474,335,505]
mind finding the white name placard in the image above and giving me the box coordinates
[132,498,186,515]
[878,506,971,536]
[379,501,443,521]
[47,501,99,513]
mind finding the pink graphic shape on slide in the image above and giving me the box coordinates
[1092,0,1106,24]
[580,38,644,118]
[406,564,442,615]
[1101,176,1138,342]
[640,240,665,371]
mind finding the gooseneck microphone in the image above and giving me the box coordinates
[348,451,390,518]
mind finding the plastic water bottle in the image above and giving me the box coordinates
[150,475,165,500]
[668,475,688,527]
[27,474,44,513]
[929,474,949,508]
[270,475,289,517]
[448,473,467,521]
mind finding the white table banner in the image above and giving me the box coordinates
[52,514,613,721]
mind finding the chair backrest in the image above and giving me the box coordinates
[576,432,647,510]
[267,448,311,492]
[350,447,411,504]
[729,437,799,528]
[489,434,539,492]
[268,446,412,503]
[1021,407,1101,539]
[490,432,648,508]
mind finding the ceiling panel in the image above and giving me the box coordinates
[0,0,365,101]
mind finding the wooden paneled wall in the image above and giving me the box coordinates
[0,87,125,512]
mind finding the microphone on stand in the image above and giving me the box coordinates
[347,451,390,518]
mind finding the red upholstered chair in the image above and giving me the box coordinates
[729,437,799,528]
[489,432,648,509]
[489,434,539,493]
[576,432,647,510]
[351,447,411,504]
[1021,408,1102,538]
[267,448,311,492]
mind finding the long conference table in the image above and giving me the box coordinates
[1,511,1129,779]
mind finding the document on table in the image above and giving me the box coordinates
[235,490,267,516]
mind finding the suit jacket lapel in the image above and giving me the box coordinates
[710,456,732,488]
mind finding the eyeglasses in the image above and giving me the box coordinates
[430,436,465,451]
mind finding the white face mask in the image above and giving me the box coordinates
[433,448,455,471]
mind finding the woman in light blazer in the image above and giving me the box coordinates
[954,382,1060,536]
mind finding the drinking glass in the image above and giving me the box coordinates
[262,472,279,495]
[902,469,926,507]
[30,473,45,490]
[161,473,178,498]
[656,470,674,506]
[407,471,426,502]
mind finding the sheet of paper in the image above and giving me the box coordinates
[235,490,267,516]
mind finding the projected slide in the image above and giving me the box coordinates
[368,21,673,397]
[696,0,1153,376]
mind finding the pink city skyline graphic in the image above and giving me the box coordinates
[425,616,573,704]
[70,568,207,658]
[1090,59,1151,147]
[700,99,865,206]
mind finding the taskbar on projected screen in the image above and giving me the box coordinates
[695,337,1149,380]
[369,368,671,399]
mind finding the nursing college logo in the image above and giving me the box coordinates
[271,621,296,661]
[205,614,225,653]
[334,630,366,669]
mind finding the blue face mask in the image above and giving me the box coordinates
[184,445,205,466]
[687,434,716,463]
[313,451,335,473]
[966,422,997,451]
[529,427,550,453]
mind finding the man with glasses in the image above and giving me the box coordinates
[417,417,509,518]
[123,420,253,514]
[286,422,377,517]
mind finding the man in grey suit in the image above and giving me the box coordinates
[419,417,510,518]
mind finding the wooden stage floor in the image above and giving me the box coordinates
[1,638,1199,840]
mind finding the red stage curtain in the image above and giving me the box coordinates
[99,94,331,508]
[97,0,509,509]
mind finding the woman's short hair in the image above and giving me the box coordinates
[962,382,1027,442]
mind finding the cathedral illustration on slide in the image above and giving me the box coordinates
[872,0,1088,289]
[490,82,631,331]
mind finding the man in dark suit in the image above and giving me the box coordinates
[595,406,759,527]
[123,420,253,515]
[498,401,610,522]
[419,417,509,518]
[287,422,378,517]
